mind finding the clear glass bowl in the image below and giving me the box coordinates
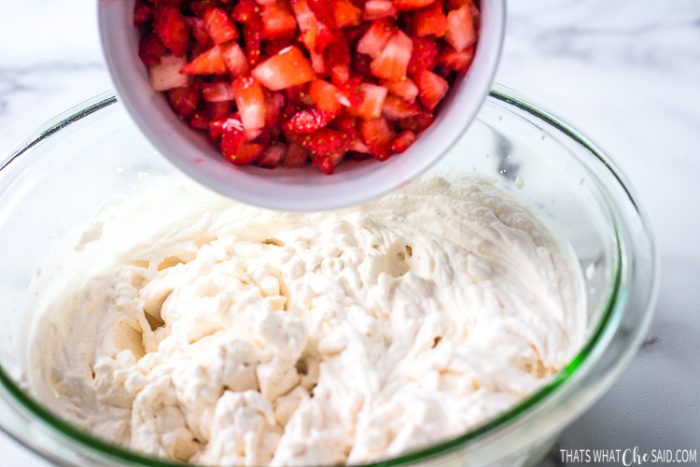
[0,87,658,467]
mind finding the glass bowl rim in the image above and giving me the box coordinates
[0,86,654,466]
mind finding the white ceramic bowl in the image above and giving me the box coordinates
[97,0,506,211]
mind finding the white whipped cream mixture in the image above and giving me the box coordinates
[25,175,586,465]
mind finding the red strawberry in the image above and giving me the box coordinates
[185,17,211,46]
[417,70,448,110]
[336,76,364,108]
[382,78,419,102]
[357,19,396,58]
[324,35,351,85]
[285,84,312,105]
[262,1,298,39]
[139,34,166,66]
[258,143,288,168]
[149,54,189,91]
[349,83,388,119]
[243,19,264,67]
[220,42,249,76]
[181,46,228,74]
[300,128,349,159]
[284,142,310,167]
[252,46,315,91]
[333,0,362,27]
[231,0,260,23]
[202,81,235,102]
[209,118,226,141]
[398,111,435,132]
[307,0,336,28]
[203,7,239,44]
[382,95,421,119]
[226,142,266,165]
[390,130,416,153]
[167,86,199,117]
[352,53,372,76]
[414,1,446,37]
[407,36,439,76]
[232,76,267,133]
[331,113,359,137]
[205,101,232,120]
[311,151,345,174]
[309,80,342,114]
[370,30,413,80]
[445,5,476,51]
[437,44,474,71]
[393,0,436,10]
[284,108,334,134]
[359,117,395,159]
[265,92,286,128]
[133,0,153,27]
[153,5,189,56]
[292,0,335,52]
[362,0,398,20]
[188,111,210,130]
[310,50,326,74]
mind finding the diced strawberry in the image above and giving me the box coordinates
[283,142,310,167]
[393,0,436,10]
[349,83,388,119]
[209,118,226,141]
[181,46,228,74]
[167,85,199,117]
[359,117,395,160]
[265,92,286,128]
[133,0,153,27]
[331,113,359,137]
[153,5,190,55]
[243,19,264,66]
[252,46,315,91]
[307,0,336,28]
[398,111,434,132]
[226,142,266,165]
[203,7,239,44]
[437,44,475,71]
[357,19,396,58]
[336,76,364,108]
[352,53,372,76]
[445,5,476,51]
[311,151,345,174]
[390,130,416,153]
[362,0,398,20]
[284,107,334,134]
[309,80,342,114]
[382,78,419,102]
[202,81,235,102]
[285,83,312,105]
[205,101,232,120]
[349,139,372,154]
[414,1,446,37]
[188,110,210,130]
[232,76,267,132]
[382,95,420,119]
[370,30,413,80]
[324,35,351,85]
[149,54,189,91]
[220,42,249,76]
[139,34,166,66]
[407,36,439,76]
[417,70,448,110]
[231,0,260,23]
[262,2,298,39]
[310,50,326,74]
[300,128,349,160]
[185,17,211,46]
[221,113,248,157]
[292,0,335,52]
[333,0,362,27]
[258,143,288,168]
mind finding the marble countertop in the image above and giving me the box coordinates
[1,0,699,465]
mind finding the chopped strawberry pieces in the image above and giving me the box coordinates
[136,0,480,170]
[252,46,315,91]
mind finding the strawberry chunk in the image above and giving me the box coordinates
[252,46,315,91]
[393,0,436,10]
[243,19,264,67]
[149,54,189,91]
[414,1,447,37]
[300,128,349,159]
[333,0,362,27]
[231,0,260,23]
[232,76,267,133]
[181,46,228,74]
[153,5,189,55]
[202,81,235,102]
[309,80,342,114]
[283,142,310,167]
[284,108,334,134]
[437,44,475,71]
[262,2,298,39]
[349,83,388,119]
[417,70,448,110]
[390,130,417,153]
[226,142,266,165]
[399,111,435,132]
[324,35,351,85]
[370,30,413,80]
[167,86,199,117]
[139,34,166,66]
[258,143,288,168]
[188,110,210,130]
[185,17,211,46]
[205,101,232,120]
[265,92,286,128]
[203,8,239,44]
[220,42,249,76]
[292,0,335,53]
[445,4,476,51]
[359,117,395,160]
[382,78,419,102]
[407,35,439,76]
[307,0,336,28]
[382,95,421,119]
[363,1,398,20]
[133,0,153,27]
[357,19,396,58]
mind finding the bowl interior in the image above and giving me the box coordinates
[0,90,629,466]
[97,0,506,211]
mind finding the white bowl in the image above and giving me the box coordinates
[97,0,506,211]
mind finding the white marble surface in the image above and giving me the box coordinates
[1,0,699,465]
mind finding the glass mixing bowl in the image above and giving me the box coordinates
[0,86,658,467]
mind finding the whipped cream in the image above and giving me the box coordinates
[26,175,586,465]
